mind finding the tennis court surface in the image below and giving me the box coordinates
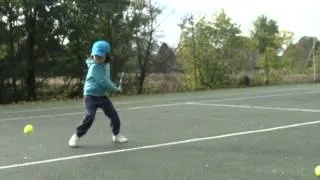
[1,84,320,180]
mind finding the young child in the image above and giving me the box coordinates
[68,40,128,147]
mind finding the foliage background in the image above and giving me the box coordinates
[0,1,319,104]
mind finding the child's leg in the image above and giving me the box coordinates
[99,96,128,143]
[98,96,121,135]
[76,96,99,137]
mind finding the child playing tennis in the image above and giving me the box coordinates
[68,40,128,147]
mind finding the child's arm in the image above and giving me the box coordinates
[91,65,120,92]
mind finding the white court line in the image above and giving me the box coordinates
[198,90,320,103]
[0,94,234,114]
[188,102,320,113]
[1,90,320,122]
[0,103,186,122]
[0,87,310,114]
[0,119,320,170]
[127,103,186,110]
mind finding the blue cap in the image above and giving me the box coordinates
[91,40,111,56]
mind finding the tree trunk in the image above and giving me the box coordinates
[8,6,17,101]
[137,69,146,94]
[25,11,37,100]
[26,68,36,100]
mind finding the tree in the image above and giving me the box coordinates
[130,0,161,94]
[1,1,22,101]
[152,42,179,73]
[281,36,320,73]
[178,10,241,89]
[0,0,154,103]
[251,15,280,84]
[252,15,280,53]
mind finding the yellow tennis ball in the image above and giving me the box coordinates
[23,124,34,135]
[315,165,320,176]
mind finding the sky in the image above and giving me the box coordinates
[155,0,320,47]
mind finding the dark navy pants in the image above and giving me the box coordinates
[76,95,121,137]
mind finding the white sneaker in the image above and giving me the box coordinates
[112,134,128,143]
[68,134,80,147]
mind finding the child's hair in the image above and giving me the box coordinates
[104,53,112,63]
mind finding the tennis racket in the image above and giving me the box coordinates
[119,72,124,87]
